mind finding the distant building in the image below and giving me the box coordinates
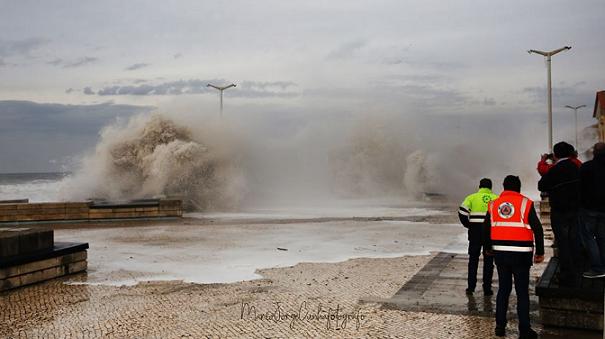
[594,90,605,142]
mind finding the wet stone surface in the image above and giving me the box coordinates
[379,252,539,319]
[0,248,600,338]
[0,254,502,338]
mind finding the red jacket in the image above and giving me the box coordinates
[537,156,581,176]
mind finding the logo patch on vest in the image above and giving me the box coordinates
[497,202,515,219]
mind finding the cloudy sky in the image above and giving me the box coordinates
[1,0,604,172]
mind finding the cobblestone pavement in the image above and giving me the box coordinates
[1,251,586,339]
[0,250,596,338]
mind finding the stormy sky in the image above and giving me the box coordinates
[1,0,604,173]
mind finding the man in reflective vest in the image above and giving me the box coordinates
[458,178,498,295]
[483,175,544,339]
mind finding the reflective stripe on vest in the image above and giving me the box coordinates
[489,191,534,250]
[469,211,487,223]
[492,245,533,252]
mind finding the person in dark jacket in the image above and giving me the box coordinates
[579,142,605,278]
[483,175,544,339]
[537,141,581,286]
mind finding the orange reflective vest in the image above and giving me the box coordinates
[489,191,534,252]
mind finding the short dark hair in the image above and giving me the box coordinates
[594,142,605,157]
[503,175,521,192]
[553,141,574,159]
[479,178,492,189]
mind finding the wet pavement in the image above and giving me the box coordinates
[0,206,602,338]
[379,252,538,318]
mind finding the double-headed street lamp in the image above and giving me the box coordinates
[207,83,236,116]
[565,104,586,149]
[528,46,572,152]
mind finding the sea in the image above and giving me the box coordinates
[0,172,69,202]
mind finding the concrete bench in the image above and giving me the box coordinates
[536,257,603,331]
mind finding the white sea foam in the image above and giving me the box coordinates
[0,177,64,202]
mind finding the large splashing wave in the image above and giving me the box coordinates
[60,114,245,210]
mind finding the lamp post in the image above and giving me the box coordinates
[528,46,572,152]
[207,83,236,116]
[565,104,586,150]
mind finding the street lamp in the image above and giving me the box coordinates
[207,83,236,116]
[528,46,572,151]
[565,104,586,150]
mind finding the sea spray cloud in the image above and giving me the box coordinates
[60,114,246,210]
[56,102,563,211]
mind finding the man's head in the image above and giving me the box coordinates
[479,178,492,189]
[502,175,521,193]
[553,141,575,160]
[594,142,605,158]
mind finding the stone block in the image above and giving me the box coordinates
[540,307,603,331]
[16,203,46,210]
[113,207,137,213]
[65,207,90,214]
[33,208,67,215]
[540,296,603,313]
[0,231,20,258]
[88,211,118,219]
[135,207,160,212]
[19,266,65,286]
[64,202,91,208]
[0,204,19,210]
[67,260,87,274]
[0,209,21,216]
[0,275,20,290]
[137,210,160,217]
[113,212,138,218]
[0,215,16,222]
[18,228,54,254]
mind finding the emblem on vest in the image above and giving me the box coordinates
[497,202,515,219]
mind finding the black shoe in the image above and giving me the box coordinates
[483,289,493,296]
[495,326,505,337]
[519,328,538,339]
[465,288,474,295]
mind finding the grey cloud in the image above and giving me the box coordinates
[90,79,299,98]
[64,56,98,68]
[522,82,594,107]
[83,87,95,95]
[483,97,496,106]
[326,39,366,60]
[0,100,151,172]
[125,63,149,71]
[404,59,465,71]
[49,56,98,68]
[173,53,182,59]
[0,37,49,58]
[65,88,74,94]
[47,58,63,66]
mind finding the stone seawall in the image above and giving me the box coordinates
[0,199,182,223]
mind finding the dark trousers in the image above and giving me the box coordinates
[579,209,605,273]
[550,210,581,283]
[494,252,532,332]
[468,224,494,291]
